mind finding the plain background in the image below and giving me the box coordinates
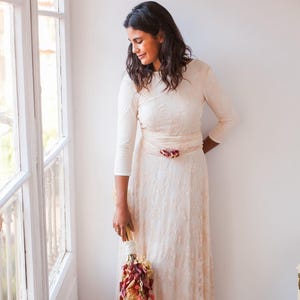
[70,1,300,299]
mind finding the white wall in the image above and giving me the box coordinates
[70,1,300,299]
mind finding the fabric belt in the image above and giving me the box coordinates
[141,130,203,158]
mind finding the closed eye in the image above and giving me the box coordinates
[128,38,143,44]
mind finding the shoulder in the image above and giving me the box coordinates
[119,72,137,95]
[183,58,212,84]
[184,58,213,81]
[187,58,210,73]
[117,72,139,108]
[120,72,134,87]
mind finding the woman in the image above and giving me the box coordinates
[113,1,237,299]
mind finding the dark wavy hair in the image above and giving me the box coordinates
[124,1,192,92]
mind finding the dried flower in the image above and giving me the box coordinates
[120,240,154,300]
[160,148,180,158]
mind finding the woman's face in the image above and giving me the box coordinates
[127,27,164,71]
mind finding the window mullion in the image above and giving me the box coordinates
[44,136,69,167]
[20,0,49,299]
[36,10,63,18]
[0,171,30,207]
[59,16,68,139]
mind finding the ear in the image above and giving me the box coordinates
[157,30,165,43]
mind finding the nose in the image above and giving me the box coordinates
[132,43,139,54]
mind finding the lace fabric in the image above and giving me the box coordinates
[115,59,237,299]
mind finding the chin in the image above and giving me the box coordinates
[140,58,152,65]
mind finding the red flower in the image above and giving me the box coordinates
[160,148,180,158]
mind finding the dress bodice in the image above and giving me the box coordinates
[114,59,238,176]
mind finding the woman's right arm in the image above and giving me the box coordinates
[113,175,134,241]
[113,75,138,241]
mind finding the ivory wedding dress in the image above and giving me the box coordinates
[114,59,237,299]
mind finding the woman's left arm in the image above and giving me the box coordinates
[203,65,238,151]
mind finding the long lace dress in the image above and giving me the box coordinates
[114,59,237,300]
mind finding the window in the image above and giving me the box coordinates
[0,2,27,297]
[0,1,20,191]
[0,190,26,299]
[37,0,71,291]
[0,0,76,299]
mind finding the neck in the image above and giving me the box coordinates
[153,59,161,71]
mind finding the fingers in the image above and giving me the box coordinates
[120,226,126,241]
[112,214,134,240]
[113,223,126,239]
[114,226,127,241]
[112,207,134,240]
[113,222,134,240]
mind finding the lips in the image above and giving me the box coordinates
[138,54,146,60]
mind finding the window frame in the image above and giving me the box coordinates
[0,0,48,298]
[0,0,76,298]
[30,0,76,298]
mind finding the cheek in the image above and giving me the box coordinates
[153,46,160,58]
[140,44,145,52]
[147,44,160,57]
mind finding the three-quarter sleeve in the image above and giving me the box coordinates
[203,66,238,143]
[114,74,138,176]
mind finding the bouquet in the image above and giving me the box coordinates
[119,228,154,300]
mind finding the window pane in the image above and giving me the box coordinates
[44,152,66,286]
[38,0,59,12]
[38,16,62,154]
[0,190,27,299]
[0,3,20,190]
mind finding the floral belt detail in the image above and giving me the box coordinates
[159,148,180,158]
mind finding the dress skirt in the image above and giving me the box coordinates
[122,130,215,300]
